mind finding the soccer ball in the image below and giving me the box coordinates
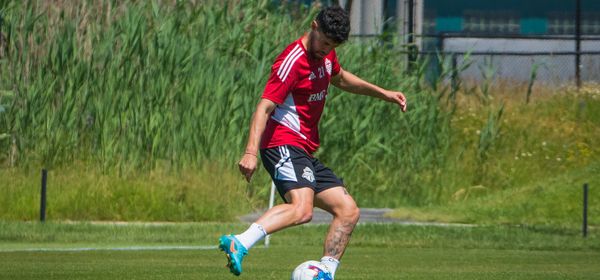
[291,260,332,280]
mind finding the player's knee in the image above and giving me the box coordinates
[293,206,313,225]
[342,204,360,225]
[351,205,361,224]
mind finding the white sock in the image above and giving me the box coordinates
[234,223,267,250]
[320,256,340,277]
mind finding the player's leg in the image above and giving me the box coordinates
[315,186,360,264]
[219,187,315,276]
[310,157,359,278]
[219,145,318,276]
[311,157,360,264]
[256,186,315,233]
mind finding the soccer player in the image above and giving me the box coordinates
[219,5,407,278]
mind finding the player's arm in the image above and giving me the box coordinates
[330,67,407,112]
[238,98,277,182]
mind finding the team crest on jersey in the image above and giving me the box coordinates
[325,58,332,75]
[309,72,317,81]
[302,167,315,182]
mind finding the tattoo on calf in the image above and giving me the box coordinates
[325,222,355,258]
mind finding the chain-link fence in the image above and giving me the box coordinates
[415,34,600,86]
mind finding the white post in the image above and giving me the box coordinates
[264,181,276,247]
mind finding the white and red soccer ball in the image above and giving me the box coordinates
[291,260,333,280]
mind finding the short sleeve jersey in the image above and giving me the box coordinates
[260,37,341,155]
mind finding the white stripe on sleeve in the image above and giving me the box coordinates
[277,45,303,82]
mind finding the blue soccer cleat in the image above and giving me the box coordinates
[218,235,248,276]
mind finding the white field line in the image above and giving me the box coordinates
[0,245,218,253]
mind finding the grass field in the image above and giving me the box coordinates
[3,247,599,279]
[1,222,598,279]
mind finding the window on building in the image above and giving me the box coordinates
[423,10,436,35]
[463,10,520,34]
[548,12,575,34]
[548,12,600,35]
[583,12,600,34]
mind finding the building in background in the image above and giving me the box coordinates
[420,0,600,83]
[422,0,600,36]
[338,0,423,46]
[304,0,600,84]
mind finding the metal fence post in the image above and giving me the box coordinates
[583,183,588,238]
[575,0,582,89]
[40,169,48,223]
[264,181,276,247]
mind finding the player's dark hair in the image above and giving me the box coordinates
[315,6,350,44]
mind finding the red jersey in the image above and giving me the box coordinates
[260,37,341,155]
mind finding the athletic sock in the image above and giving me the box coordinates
[234,223,267,250]
[320,256,340,277]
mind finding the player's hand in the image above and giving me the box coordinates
[383,90,407,112]
[238,153,258,182]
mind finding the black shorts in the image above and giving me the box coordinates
[260,145,344,202]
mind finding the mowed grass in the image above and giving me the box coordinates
[0,222,598,279]
[388,159,600,227]
[2,247,599,280]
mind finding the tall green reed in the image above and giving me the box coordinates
[526,62,541,104]
[0,0,482,207]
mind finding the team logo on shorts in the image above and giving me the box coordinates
[302,167,315,182]
[325,58,332,75]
